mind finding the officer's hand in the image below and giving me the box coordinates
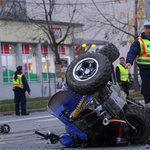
[28,92,30,95]
[125,63,131,69]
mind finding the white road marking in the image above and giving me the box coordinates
[34,118,59,122]
[0,115,56,124]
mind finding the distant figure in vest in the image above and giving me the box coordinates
[116,57,131,96]
[126,19,150,104]
[12,66,31,116]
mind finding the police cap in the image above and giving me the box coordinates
[16,65,22,71]
[143,19,150,26]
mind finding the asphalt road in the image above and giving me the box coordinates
[0,111,150,150]
[0,111,65,150]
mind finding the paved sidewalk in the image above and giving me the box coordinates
[0,108,47,116]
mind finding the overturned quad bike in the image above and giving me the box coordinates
[35,43,150,147]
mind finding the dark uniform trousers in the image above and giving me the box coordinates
[140,68,150,104]
[14,90,26,115]
[121,83,129,96]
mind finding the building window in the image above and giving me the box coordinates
[42,45,48,81]
[22,44,30,54]
[41,46,55,82]
[42,56,50,82]
[22,44,37,82]
[41,45,48,55]
[58,46,66,55]
[1,43,16,83]
[1,44,9,54]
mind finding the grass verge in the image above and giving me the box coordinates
[0,97,50,112]
[129,91,142,98]
[0,91,143,113]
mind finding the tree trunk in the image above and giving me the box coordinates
[54,46,61,65]
[54,45,62,92]
[133,60,140,91]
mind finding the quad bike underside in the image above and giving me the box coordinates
[73,100,150,146]
[35,43,150,147]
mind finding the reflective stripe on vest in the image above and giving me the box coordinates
[12,74,24,89]
[117,64,129,82]
[136,37,150,65]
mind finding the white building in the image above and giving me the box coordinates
[0,19,80,100]
[0,17,107,100]
[0,0,144,100]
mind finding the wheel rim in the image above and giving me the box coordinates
[126,117,142,140]
[3,124,10,133]
[73,57,99,81]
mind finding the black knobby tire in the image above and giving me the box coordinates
[1,124,10,133]
[124,104,150,143]
[98,43,120,63]
[66,53,112,95]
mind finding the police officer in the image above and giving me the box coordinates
[116,57,130,96]
[12,65,31,115]
[126,19,150,104]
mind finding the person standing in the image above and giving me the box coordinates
[125,19,150,104]
[12,65,31,115]
[116,57,130,96]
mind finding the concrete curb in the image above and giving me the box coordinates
[0,108,47,116]
[132,97,144,100]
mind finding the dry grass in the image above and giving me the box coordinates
[129,91,142,98]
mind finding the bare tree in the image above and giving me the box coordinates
[0,0,80,95]
[26,0,79,94]
[0,0,78,64]
[0,0,26,19]
[28,0,78,64]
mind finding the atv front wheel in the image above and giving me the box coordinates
[66,53,112,95]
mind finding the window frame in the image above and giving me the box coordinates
[22,44,37,82]
[1,43,16,83]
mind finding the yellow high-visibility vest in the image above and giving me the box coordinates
[12,74,24,89]
[136,37,150,65]
[117,64,129,82]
